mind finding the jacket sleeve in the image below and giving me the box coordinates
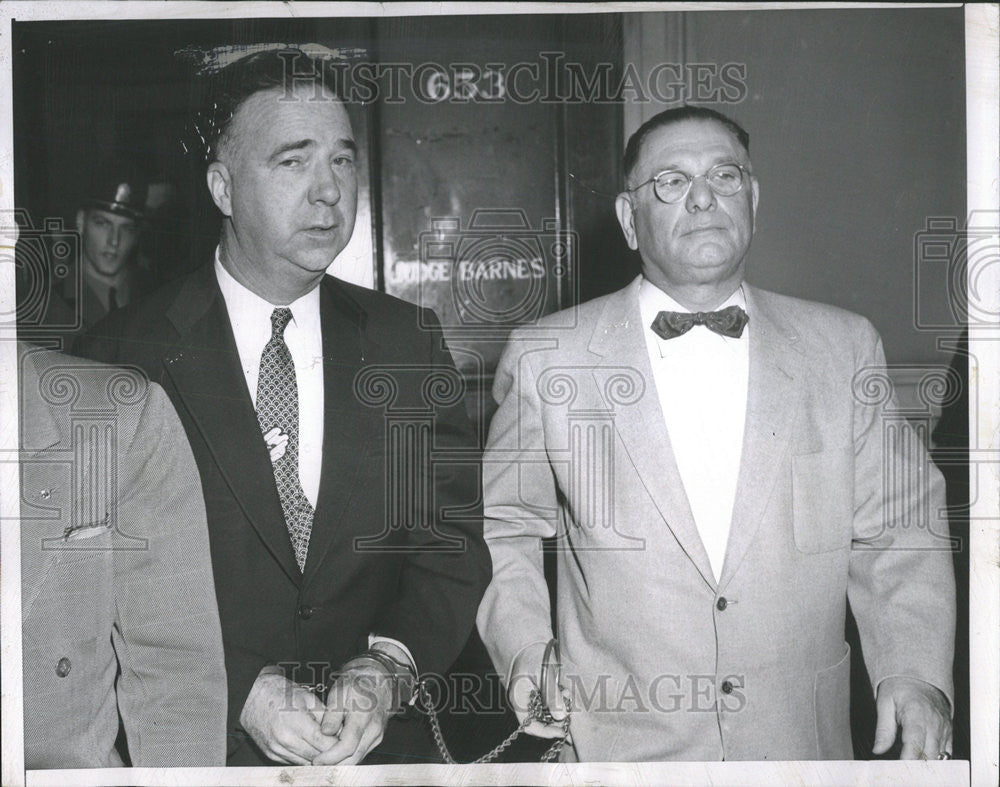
[846,319,956,710]
[111,381,228,765]
[370,310,492,678]
[475,333,560,685]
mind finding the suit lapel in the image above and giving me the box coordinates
[301,278,373,585]
[161,267,301,585]
[589,279,716,590]
[718,286,805,589]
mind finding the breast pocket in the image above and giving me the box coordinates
[48,523,115,564]
[792,450,854,553]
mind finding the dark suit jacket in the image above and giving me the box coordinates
[76,264,491,765]
[19,343,227,767]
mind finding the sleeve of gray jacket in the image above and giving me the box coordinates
[476,333,559,684]
[112,382,228,765]
[846,319,956,711]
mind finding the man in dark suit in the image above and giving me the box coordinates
[77,48,490,766]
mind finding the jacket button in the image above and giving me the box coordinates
[55,657,72,677]
[298,605,314,620]
[721,680,734,694]
[716,597,728,611]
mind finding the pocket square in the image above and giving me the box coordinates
[63,516,112,541]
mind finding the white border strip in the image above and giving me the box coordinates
[21,760,971,786]
[0,1,966,22]
[965,6,1000,787]
[0,0,23,781]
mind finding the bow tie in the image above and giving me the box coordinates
[650,305,749,340]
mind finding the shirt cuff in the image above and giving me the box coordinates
[368,634,417,674]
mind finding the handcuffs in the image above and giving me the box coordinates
[536,638,565,724]
[306,648,416,712]
[310,639,571,764]
[421,637,572,764]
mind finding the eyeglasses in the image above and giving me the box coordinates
[628,163,750,204]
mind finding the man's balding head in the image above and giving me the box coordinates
[199,48,343,165]
[623,106,750,188]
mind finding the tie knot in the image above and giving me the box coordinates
[270,307,293,338]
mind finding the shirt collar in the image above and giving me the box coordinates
[638,276,747,315]
[213,247,321,334]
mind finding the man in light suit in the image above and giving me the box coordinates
[477,106,955,761]
[77,49,490,766]
[18,343,227,768]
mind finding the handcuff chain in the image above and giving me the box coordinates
[419,679,571,765]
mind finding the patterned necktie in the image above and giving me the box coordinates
[650,305,749,340]
[256,307,314,572]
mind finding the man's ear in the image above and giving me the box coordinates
[206,161,233,217]
[615,193,639,251]
[75,209,85,235]
[750,176,760,232]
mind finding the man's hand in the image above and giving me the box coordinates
[507,642,571,741]
[239,666,335,764]
[873,676,952,759]
[310,661,394,765]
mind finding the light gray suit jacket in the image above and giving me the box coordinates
[477,278,955,761]
[19,345,228,768]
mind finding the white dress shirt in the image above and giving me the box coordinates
[215,254,324,507]
[638,278,750,582]
[214,252,416,671]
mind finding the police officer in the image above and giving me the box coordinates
[34,169,152,350]
[72,171,150,320]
